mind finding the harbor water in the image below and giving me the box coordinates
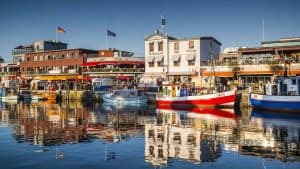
[0,101,299,169]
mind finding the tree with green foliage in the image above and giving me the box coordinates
[0,56,4,63]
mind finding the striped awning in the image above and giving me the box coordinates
[155,55,164,62]
[147,56,155,62]
[186,54,195,61]
[171,55,180,61]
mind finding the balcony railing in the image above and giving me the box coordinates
[82,67,145,73]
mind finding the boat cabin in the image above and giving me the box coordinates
[30,80,48,90]
[92,78,113,93]
[112,89,145,98]
[266,75,300,96]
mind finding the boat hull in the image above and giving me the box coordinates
[250,93,300,112]
[0,95,18,101]
[103,93,148,104]
[156,90,236,107]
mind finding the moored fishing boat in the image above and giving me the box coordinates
[156,88,236,107]
[250,75,300,112]
[102,89,148,104]
[92,78,113,94]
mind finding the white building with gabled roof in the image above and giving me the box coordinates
[141,31,221,87]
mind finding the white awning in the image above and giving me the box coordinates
[147,56,155,62]
[155,55,164,62]
[186,54,195,61]
[171,55,180,61]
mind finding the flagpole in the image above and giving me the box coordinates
[105,30,108,49]
[160,16,163,33]
[262,18,265,42]
[56,26,58,42]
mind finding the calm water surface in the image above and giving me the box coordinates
[0,101,299,169]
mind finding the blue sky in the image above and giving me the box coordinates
[0,0,299,61]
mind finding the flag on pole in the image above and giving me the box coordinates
[107,29,116,37]
[57,27,66,33]
[161,16,166,27]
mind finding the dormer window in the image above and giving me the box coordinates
[158,41,163,51]
[149,42,154,52]
[174,42,179,51]
[189,40,194,49]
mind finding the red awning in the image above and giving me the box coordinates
[81,62,100,67]
[76,76,91,81]
[117,76,134,80]
[83,60,144,66]
[98,61,120,65]
[118,61,144,65]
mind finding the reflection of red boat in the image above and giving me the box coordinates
[156,90,236,107]
[157,104,236,119]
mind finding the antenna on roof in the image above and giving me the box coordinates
[262,17,265,42]
[160,16,166,34]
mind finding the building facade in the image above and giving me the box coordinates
[20,48,98,75]
[201,37,300,89]
[218,48,240,64]
[12,40,68,64]
[144,32,221,84]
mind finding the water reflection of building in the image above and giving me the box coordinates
[239,111,300,162]
[0,101,157,146]
[86,104,156,142]
[0,103,19,127]
[145,108,236,167]
[9,101,89,146]
[1,101,299,163]
[145,108,300,167]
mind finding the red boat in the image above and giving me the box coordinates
[156,89,236,107]
[156,104,236,120]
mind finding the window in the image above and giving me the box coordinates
[149,42,154,52]
[174,42,179,51]
[174,61,180,66]
[58,54,64,59]
[157,61,164,67]
[149,62,154,67]
[188,40,194,49]
[66,52,70,59]
[39,55,43,61]
[71,52,77,58]
[188,60,195,66]
[53,55,56,60]
[158,41,163,51]
[210,41,212,47]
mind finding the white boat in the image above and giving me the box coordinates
[1,95,18,101]
[102,89,148,104]
[250,75,300,112]
[0,88,18,101]
[92,78,113,93]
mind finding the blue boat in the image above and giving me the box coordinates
[92,78,113,93]
[250,75,300,112]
